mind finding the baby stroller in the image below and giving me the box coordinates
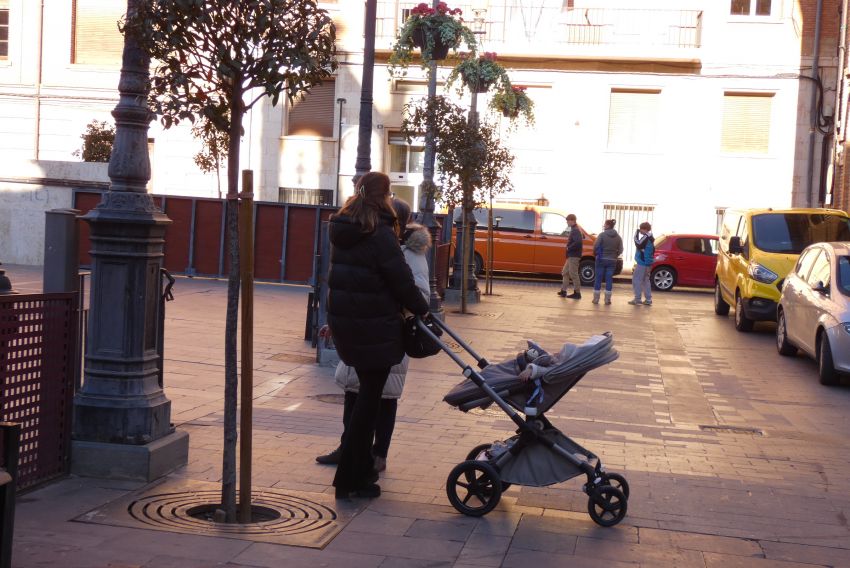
[416,317,630,527]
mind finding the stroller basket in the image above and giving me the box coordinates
[414,317,628,527]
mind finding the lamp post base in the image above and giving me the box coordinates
[71,430,189,482]
[443,287,481,304]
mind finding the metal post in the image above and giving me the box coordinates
[353,0,378,184]
[238,170,254,523]
[335,98,347,205]
[43,209,80,294]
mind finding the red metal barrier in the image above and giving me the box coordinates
[0,294,76,490]
[283,207,319,282]
[193,200,225,276]
[162,197,193,274]
[254,204,285,280]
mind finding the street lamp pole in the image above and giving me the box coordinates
[416,0,444,317]
[353,0,378,185]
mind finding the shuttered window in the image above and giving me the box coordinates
[721,92,772,154]
[607,89,660,151]
[287,80,336,138]
[0,0,9,59]
[71,0,124,66]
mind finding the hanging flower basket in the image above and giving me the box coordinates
[388,2,477,76]
[490,84,535,125]
[447,52,509,95]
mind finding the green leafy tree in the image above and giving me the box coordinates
[124,0,337,523]
[73,120,115,162]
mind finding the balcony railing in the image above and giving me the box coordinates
[376,3,702,53]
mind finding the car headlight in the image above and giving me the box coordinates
[654,254,667,262]
[748,262,778,284]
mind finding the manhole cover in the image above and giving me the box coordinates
[270,353,315,364]
[312,393,345,404]
[699,424,764,436]
[75,480,366,549]
[449,310,503,319]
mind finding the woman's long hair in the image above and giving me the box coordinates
[337,172,398,234]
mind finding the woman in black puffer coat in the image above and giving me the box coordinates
[328,172,430,499]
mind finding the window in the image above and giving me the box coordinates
[705,238,719,255]
[796,249,820,280]
[807,251,830,288]
[71,0,125,66]
[752,213,850,254]
[731,0,772,16]
[675,237,703,254]
[837,257,850,296]
[721,93,773,154]
[0,0,8,60]
[541,212,568,236]
[287,80,336,137]
[388,131,425,176]
[456,208,535,232]
[607,89,661,151]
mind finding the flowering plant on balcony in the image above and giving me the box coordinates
[490,84,535,125]
[446,52,509,94]
[389,2,477,75]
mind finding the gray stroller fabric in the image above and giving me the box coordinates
[491,431,597,486]
[443,332,618,414]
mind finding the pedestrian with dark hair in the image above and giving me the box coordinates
[593,219,623,305]
[629,222,655,306]
[557,213,583,299]
[316,197,431,474]
[326,173,430,499]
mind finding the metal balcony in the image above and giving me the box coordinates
[376,2,702,57]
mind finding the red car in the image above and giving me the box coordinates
[650,234,719,291]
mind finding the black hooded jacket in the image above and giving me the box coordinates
[327,212,430,369]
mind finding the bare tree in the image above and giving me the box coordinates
[125,0,336,522]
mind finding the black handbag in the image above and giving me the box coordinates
[403,316,443,358]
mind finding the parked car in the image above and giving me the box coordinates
[715,208,850,332]
[451,204,622,285]
[650,234,718,291]
[776,242,850,385]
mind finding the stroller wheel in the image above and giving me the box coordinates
[465,444,512,491]
[587,485,627,527]
[602,472,630,499]
[446,460,502,517]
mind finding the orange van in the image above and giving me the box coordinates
[452,204,617,285]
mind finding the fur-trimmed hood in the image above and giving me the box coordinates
[401,223,431,255]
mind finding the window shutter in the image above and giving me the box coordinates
[72,0,124,66]
[607,89,660,150]
[287,81,336,138]
[0,0,9,59]
[721,93,772,154]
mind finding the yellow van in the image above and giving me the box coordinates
[715,208,850,331]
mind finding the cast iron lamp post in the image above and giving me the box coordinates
[353,0,378,184]
[71,0,188,481]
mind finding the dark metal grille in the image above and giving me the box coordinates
[0,294,76,490]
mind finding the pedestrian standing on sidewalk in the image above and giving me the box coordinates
[317,197,431,474]
[592,219,623,305]
[629,222,655,306]
[326,173,430,499]
[557,213,583,300]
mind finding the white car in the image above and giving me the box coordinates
[776,242,850,385]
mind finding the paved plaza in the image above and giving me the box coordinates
[5,264,850,567]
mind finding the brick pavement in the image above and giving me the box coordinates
[5,264,850,567]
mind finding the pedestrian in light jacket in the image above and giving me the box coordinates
[630,222,655,306]
[593,219,623,305]
[327,173,430,500]
[558,213,583,299]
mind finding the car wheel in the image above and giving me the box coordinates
[734,293,754,332]
[817,331,840,386]
[714,281,730,316]
[579,260,596,286]
[776,309,797,356]
[473,253,484,276]
[651,266,676,292]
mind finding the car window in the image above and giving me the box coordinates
[654,235,668,249]
[807,251,830,288]
[838,256,850,296]
[719,212,740,252]
[796,249,820,280]
[752,213,850,254]
[704,238,718,255]
[675,237,702,253]
[493,209,536,233]
[540,212,568,236]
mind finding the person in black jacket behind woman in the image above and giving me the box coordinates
[327,172,430,499]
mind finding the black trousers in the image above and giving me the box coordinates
[333,366,391,491]
[341,391,398,458]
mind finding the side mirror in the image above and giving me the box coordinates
[813,281,829,295]
[729,236,743,255]
[494,216,502,228]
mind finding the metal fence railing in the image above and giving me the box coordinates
[279,188,335,206]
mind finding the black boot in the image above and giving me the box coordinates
[316,446,342,465]
[567,291,582,299]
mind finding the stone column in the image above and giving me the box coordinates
[71,0,188,481]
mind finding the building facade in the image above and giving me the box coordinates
[0,0,843,240]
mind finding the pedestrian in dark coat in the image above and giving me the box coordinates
[327,172,430,499]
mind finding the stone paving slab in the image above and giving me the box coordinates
[5,264,850,567]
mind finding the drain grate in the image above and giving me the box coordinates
[75,480,365,549]
[699,424,764,436]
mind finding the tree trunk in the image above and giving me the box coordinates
[221,80,243,524]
